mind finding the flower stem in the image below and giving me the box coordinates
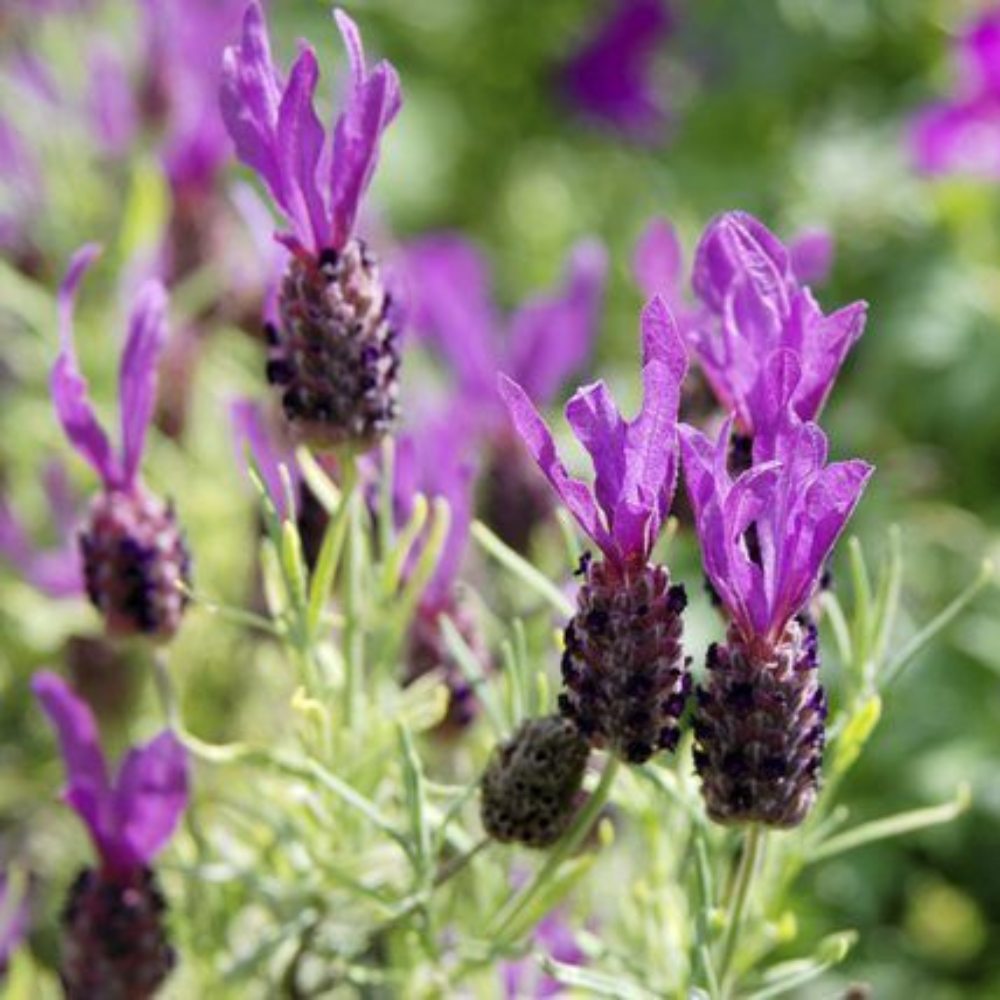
[718,824,766,998]
[339,453,363,727]
[489,756,620,941]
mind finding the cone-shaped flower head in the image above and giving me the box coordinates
[404,234,607,552]
[501,299,692,763]
[480,715,590,848]
[51,246,191,640]
[681,353,872,826]
[222,3,402,451]
[563,0,674,141]
[688,212,866,439]
[910,6,1000,178]
[34,671,189,872]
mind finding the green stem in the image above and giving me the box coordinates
[489,756,620,940]
[339,454,363,727]
[718,825,766,998]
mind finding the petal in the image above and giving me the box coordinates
[229,399,294,519]
[788,227,833,286]
[959,8,1000,96]
[632,217,684,301]
[565,380,626,519]
[498,374,613,558]
[32,672,112,856]
[746,348,802,462]
[119,281,168,487]
[910,100,1000,178]
[277,47,328,251]
[113,732,189,868]
[51,245,121,486]
[507,238,607,403]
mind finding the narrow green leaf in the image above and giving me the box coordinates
[397,723,431,880]
[440,614,506,737]
[746,932,856,1000]
[538,955,657,999]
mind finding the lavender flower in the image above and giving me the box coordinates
[404,234,607,550]
[394,404,486,730]
[503,908,587,998]
[910,6,1000,178]
[221,3,402,451]
[52,245,191,641]
[0,874,30,979]
[681,352,873,826]
[563,0,674,141]
[500,297,690,764]
[33,671,189,997]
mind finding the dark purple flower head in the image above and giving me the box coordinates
[33,671,189,873]
[404,234,607,419]
[51,245,169,494]
[680,352,872,645]
[911,6,1000,178]
[563,0,674,141]
[221,2,401,257]
[0,462,84,598]
[0,873,30,977]
[499,296,686,569]
[688,212,865,436]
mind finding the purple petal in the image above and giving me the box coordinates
[959,8,1000,96]
[229,399,296,519]
[498,374,613,558]
[277,46,328,251]
[565,380,626,519]
[0,872,30,974]
[788,227,833,286]
[633,216,684,300]
[909,99,1000,178]
[113,732,189,868]
[32,671,113,858]
[119,281,168,488]
[51,245,121,487]
[507,238,608,403]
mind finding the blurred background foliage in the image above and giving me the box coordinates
[2,0,1000,997]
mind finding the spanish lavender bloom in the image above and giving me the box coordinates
[33,671,189,998]
[500,297,690,764]
[0,873,30,978]
[688,212,865,451]
[563,0,674,141]
[394,404,486,731]
[221,3,402,451]
[481,715,590,848]
[52,245,191,641]
[910,6,1000,178]
[681,352,873,826]
[404,234,607,551]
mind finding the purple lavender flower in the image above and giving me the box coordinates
[221,3,402,451]
[33,670,188,997]
[563,0,674,141]
[500,298,691,764]
[52,245,191,641]
[687,212,865,446]
[503,908,587,997]
[681,352,873,826]
[404,234,607,551]
[0,873,30,979]
[910,6,1000,178]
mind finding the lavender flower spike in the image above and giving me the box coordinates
[689,211,866,441]
[681,352,873,827]
[53,246,191,641]
[222,3,401,450]
[34,671,187,997]
[500,298,691,763]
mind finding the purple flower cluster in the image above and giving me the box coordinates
[501,210,872,823]
[911,6,1000,179]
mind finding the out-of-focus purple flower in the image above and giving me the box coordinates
[680,352,872,645]
[502,909,586,998]
[404,235,608,425]
[87,46,138,158]
[33,671,189,872]
[910,6,1000,178]
[563,0,674,141]
[687,212,865,439]
[230,398,298,520]
[499,296,685,570]
[0,873,30,978]
[221,2,400,257]
[0,462,84,598]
